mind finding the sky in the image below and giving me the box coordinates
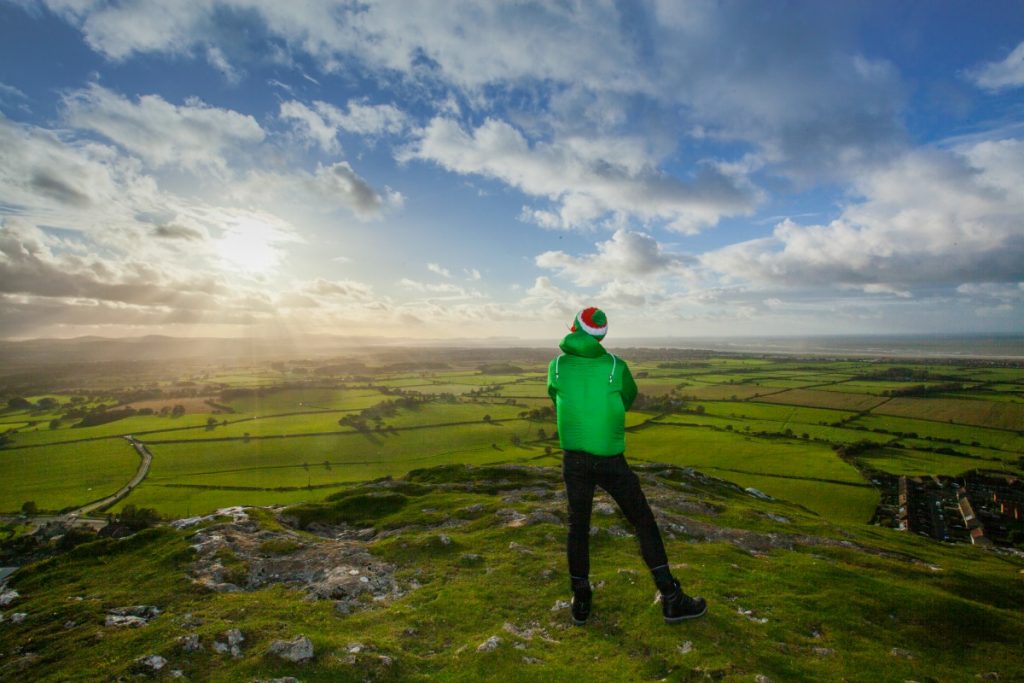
[0,1,1023,342]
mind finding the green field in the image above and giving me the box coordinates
[859,447,1004,478]
[627,424,878,525]
[4,353,1022,531]
[850,414,1024,452]
[758,388,888,411]
[0,438,138,513]
[874,396,1024,431]
[224,388,386,415]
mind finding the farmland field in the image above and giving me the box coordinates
[2,351,1021,529]
[757,388,889,411]
[0,439,138,513]
[872,396,1024,431]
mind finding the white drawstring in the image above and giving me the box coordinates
[609,354,616,383]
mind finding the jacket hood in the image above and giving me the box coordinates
[559,330,608,358]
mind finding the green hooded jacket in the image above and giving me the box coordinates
[546,330,638,456]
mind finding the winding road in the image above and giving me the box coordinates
[71,436,153,517]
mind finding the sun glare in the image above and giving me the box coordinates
[214,217,289,274]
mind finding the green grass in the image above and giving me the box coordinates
[873,396,1024,431]
[120,420,551,516]
[6,464,1021,681]
[694,401,854,426]
[850,414,1024,452]
[7,413,235,447]
[681,384,769,400]
[0,438,139,513]
[758,389,888,411]
[626,424,877,524]
[859,447,1006,477]
[654,413,896,446]
[224,388,386,415]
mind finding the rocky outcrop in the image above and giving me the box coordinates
[266,635,314,663]
[184,511,399,614]
[105,605,161,628]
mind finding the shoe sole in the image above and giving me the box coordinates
[664,604,708,624]
[571,616,588,626]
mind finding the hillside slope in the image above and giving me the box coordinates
[1,463,1022,682]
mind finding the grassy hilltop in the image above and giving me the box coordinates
[2,463,1022,682]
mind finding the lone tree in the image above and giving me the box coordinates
[21,500,38,515]
[482,414,491,423]
[7,397,32,410]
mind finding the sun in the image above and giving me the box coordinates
[214,216,288,274]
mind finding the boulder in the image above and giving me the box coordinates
[178,634,203,653]
[0,590,19,607]
[266,635,314,663]
[133,654,167,672]
[476,635,501,652]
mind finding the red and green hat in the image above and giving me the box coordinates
[570,307,608,341]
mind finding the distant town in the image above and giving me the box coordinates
[875,471,1024,547]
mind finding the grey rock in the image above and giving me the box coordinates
[813,647,835,656]
[594,502,617,516]
[266,635,314,663]
[11,612,27,624]
[745,487,772,500]
[678,641,693,654]
[134,654,167,671]
[755,676,773,683]
[0,590,19,607]
[437,534,452,546]
[476,635,501,652]
[214,629,244,658]
[890,647,915,659]
[105,614,147,628]
[178,634,203,653]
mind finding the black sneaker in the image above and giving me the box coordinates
[659,580,707,623]
[570,585,592,626]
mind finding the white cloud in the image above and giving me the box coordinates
[303,277,375,301]
[536,229,694,286]
[234,162,403,219]
[280,99,408,153]
[39,1,908,181]
[408,117,760,232]
[465,267,481,281]
[280,100,342,154]
[63,84,264,173]
[397,277,481,300]
[703,140,1024,293]
[427,263,452,278]
[968,41,1024,91]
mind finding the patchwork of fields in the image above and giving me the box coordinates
[1,355,1021,531]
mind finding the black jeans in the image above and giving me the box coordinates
[562,450,669,579]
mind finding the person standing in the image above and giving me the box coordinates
[547,307,707,625]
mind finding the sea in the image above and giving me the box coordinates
[609,334,1024,360]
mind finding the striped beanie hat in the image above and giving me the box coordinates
[570,307,608,341]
